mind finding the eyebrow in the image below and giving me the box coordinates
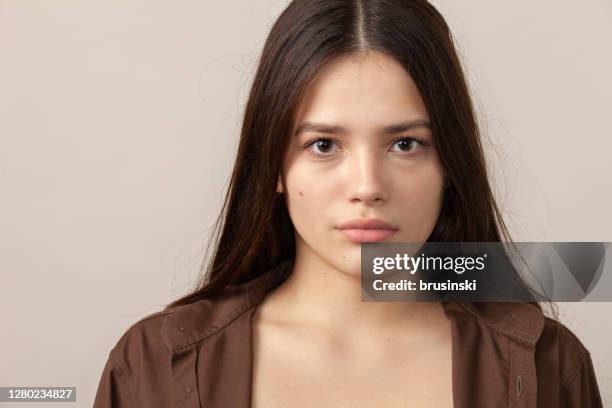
[293,119,431,137]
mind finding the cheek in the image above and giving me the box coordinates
[395,164,445,213]
[284,167,338,230]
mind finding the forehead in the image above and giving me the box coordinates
[293,51,429,131]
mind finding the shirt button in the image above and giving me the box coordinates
[186,387,191,393]
[179,327,185,332]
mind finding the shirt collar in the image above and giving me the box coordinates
[161,260,291,353]
[444,301,545,346]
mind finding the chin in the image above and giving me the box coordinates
[332,255,362,278]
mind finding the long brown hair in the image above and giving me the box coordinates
[164,0,554,316]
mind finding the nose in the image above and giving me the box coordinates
[347,147,388,205]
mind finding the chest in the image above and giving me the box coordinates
[250,326,454,408]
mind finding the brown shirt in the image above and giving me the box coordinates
[93,260,603,407]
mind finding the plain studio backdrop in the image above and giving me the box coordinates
[1,1,610,406]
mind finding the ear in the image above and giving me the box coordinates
[276,176,283,193]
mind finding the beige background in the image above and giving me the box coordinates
[0,1,610,406]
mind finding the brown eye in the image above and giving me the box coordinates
[391,137,427,153]
[303,138,339,156]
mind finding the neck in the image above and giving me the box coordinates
[261,237,447,338]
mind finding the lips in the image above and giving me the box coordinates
[336,218,397,243]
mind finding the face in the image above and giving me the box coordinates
[277,51,446,277]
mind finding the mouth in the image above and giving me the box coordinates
[335,218,398,243]
[337,228,396,243]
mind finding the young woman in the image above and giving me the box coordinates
[94,1,603,407]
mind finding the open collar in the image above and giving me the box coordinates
[159,259,547,408]
[162,260,546,352]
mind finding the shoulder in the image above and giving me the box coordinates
[94,261,292,407]
[535,315,602,406]
[444,302,602,406]
[104,266,278,369]
[537,316,593,385]
[445,302,594,382]
[105,263,289,367]
[94,308,177,408]
[95,294,251,408]
[107,293,249,371]
[107,309,174,370]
